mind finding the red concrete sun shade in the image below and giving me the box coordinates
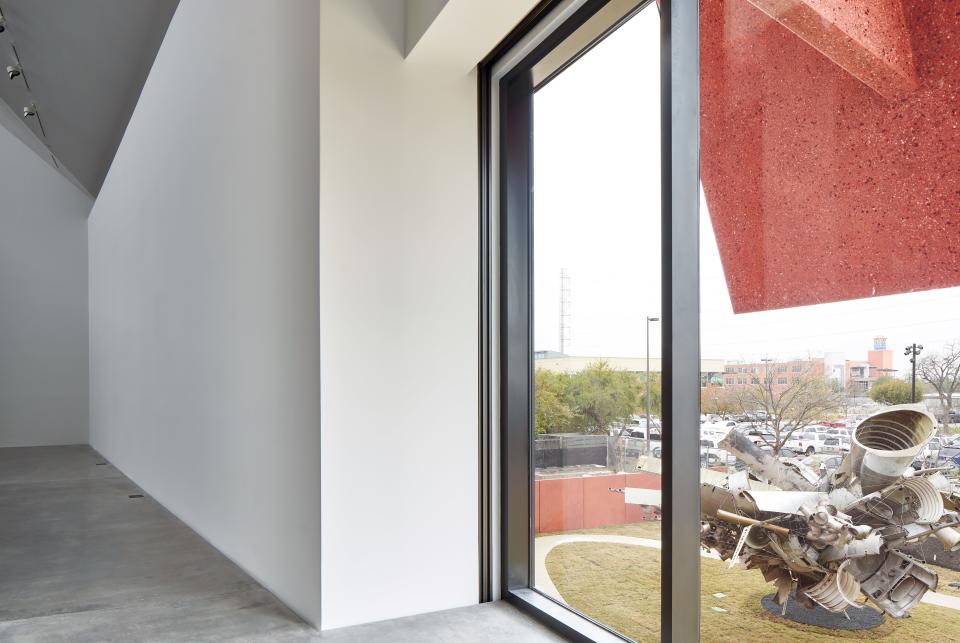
[745,0,917,99]
[700,0,960,313]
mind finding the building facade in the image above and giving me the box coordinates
[722,358,826,388]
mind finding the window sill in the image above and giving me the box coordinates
[506,588,630,643]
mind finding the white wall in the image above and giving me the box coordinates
[87,0,321,627]
[0,123,91,448]
[319,0,481,629]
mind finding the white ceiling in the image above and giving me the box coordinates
[0,0,179,196]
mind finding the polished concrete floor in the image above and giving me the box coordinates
[0,445,565,642]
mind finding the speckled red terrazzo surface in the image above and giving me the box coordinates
[701,0,960,313]
[745,0,917,97]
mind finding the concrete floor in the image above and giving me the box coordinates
[0,446,565,642]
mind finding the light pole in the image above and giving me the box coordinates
[760,357,774,382]
[646,316,660,455]
[904,344,923,403]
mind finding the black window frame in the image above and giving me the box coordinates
[478,0,700,640]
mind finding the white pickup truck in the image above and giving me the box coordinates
[785,431,833,455]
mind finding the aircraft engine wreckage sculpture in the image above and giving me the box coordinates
[700,405,960,618]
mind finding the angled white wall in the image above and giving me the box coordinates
[0,123,91,448]
[87,0,320,626]
[319,0,485,629]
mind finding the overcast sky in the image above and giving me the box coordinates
[532,5,960,374]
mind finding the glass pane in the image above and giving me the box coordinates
[532,5,662,641]
[700,0,960,639]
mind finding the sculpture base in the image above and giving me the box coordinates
[760,594,884,631]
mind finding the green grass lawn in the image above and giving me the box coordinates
[540,521,960,598]
[544,538,960,642]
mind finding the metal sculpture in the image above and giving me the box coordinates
[700,405,960,617]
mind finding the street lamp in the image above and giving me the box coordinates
[646,316,660,456]
[904,344,923,403]
[760,357,774,383]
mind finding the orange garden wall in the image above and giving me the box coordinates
[535,472,661,534]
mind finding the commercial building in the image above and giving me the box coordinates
[722,358,825,388]
[535,353,726,385]
[840,337,896,392]
[722,337,896,395]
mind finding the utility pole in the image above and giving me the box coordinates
[904,343,923,403]
[559,268,571,355]
[646,316,660,455]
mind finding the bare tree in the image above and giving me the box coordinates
[845,380,865,407]
[701,386,737,419]
[918,342,960,426]
[731,361,843,454]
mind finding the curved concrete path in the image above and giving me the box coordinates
[534,533,960,611]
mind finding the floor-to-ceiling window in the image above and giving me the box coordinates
[489,1,680,640]
[529,6,663,641]
[488,0,960,639]
[696,1,960,640]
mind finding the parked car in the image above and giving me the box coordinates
[738,427,775,446]
[625,429,662,442]
[825,427,851,438]
[699,452,720,467]
[922,436,945,458]
[785,432,831,455]
[700,438,732,467]
[934,445,960,468]
[700,428,728,441]
[822,421,849,429]
[819,436,851,455]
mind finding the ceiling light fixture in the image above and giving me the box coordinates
[6,63,21,80]
[21,101,46,137]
